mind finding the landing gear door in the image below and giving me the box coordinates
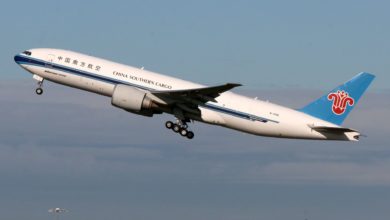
[46,54,55,69]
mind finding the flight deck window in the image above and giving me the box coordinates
[22,51,32,56]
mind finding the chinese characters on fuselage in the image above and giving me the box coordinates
[57,56,101,71]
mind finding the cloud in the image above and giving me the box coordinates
[239,159,390,186]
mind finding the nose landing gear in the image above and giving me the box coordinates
[165,120,195,139]
[33,75,44,95]
[35,87,43,95]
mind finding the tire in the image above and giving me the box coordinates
[186,131,194,139]
[180,128,188,137]
[165,121,173,129]
[36,88,43,95]
[172,124,180,133]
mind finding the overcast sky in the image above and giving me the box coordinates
[1,1,390,220]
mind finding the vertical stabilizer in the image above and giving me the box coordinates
[300,72,375,125]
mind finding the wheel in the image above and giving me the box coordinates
[186,131,194,139]
[35,88,43,95]
[172,124,180,133]
[180,128,188,137]
[165,121,173,129]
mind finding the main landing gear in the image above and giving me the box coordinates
[165,120,195,139]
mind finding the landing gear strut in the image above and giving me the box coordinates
[34,75,44,95]
[165,120,195,139]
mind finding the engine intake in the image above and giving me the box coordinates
[111,84,157,115]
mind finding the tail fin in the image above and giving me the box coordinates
[299,72,375,125]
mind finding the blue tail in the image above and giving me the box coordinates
[300,72,375,125]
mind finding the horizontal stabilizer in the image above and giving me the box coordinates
[309,125,357,133]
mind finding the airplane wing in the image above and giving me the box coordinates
[152,83,241,103]
[150,83,241,120]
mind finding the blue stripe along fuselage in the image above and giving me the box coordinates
[14,54,278,124]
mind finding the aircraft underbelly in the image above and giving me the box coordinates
[28,65,114,97]
[212,111,329,139]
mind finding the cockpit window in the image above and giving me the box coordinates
[22,51,32,56]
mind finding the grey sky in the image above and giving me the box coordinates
[1,0,390,219]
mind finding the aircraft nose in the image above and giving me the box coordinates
[14,54,21,65]
[14,54,22,65]
[14,50,32,65]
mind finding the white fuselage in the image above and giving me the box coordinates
[15,48,359,140]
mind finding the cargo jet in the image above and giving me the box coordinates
[14,49,375,140]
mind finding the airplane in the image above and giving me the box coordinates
[48,208,68,213]
[14,48,375,141]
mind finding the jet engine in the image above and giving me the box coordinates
[111,84,159,117]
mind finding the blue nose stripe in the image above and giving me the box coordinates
[14,55,21,64]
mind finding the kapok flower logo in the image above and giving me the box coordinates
[327,90,355,115]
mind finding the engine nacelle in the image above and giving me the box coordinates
[111,84,156,114]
